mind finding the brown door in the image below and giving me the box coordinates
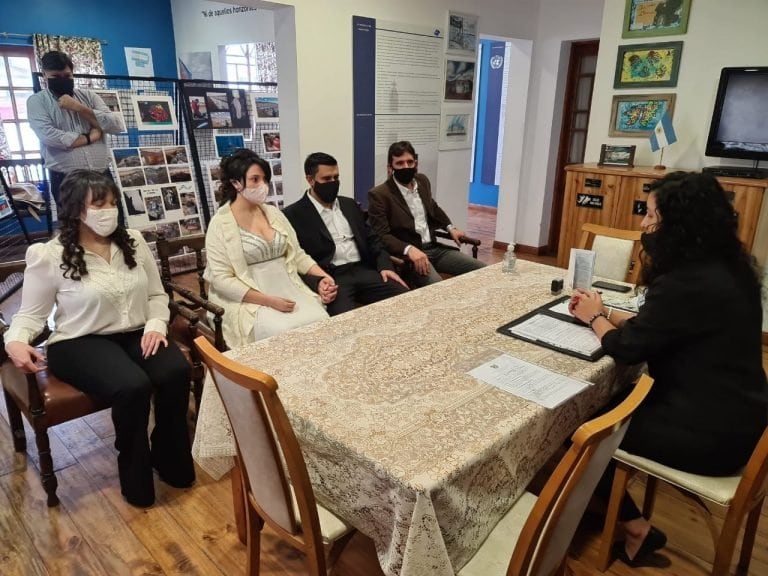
[547,40,599,255]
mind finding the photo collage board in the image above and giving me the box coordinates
[111,145,204,245]
[207,155,284,210]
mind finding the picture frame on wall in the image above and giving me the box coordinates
[598,144,637,166]
[131,95,178,131]
[251,92,280,122]
[439,105,474,151]
[622,0,692,39]
[609,93,676,137]
[444,59,476,101]
[614,41,683,89]
[447,11,479,55]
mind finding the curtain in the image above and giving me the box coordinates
[249,42,277,84]
[0,113,10,160]
[33,34,105,87]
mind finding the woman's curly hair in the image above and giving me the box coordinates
[217,148,271,206]
[57,170,136,280]
[641,171,759,292]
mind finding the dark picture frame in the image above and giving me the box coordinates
[622,0,692,39]
[614,41,683,89]
[598,144,637,167]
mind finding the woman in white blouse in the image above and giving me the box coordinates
[205,149,337,347]
[4,170,194,508]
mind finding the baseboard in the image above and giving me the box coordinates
[496,242,549,255]
[468,204,498,214]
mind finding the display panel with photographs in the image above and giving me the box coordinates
[214,134,245,158]
[111,145,205,237]
[185,87,252,130]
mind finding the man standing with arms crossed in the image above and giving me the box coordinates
[27,51,124,209]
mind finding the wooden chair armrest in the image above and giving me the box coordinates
[433,230,481,258]
[165,281,225,317]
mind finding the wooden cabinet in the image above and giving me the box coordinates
[557,163,768,269]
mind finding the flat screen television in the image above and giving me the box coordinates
[705,67,768,163]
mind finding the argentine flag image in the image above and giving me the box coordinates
[649,110,677,152]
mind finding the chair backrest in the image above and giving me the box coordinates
[578,223,642,284]
[508,374,654,576]
[194,337,326,562]
[0,260,26,284]
[156,233,207,298]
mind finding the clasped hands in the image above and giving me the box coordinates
[568,289,605,325]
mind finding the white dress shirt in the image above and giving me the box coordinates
[6,229,169,346]
[307,193,361,267]
[394,179,432,254]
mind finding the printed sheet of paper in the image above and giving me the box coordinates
[508,314,602,356]
[567,249,596,290]
[468,354,590,409]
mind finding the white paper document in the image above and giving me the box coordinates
[508,314,602,356]
[468,354,590,409]
[567,249,596,290]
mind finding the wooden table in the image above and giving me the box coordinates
[193,261,636,576]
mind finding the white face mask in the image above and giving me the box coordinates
[241,182,270,205]
[83,207,119,237]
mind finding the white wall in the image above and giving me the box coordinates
[171,0,275,80]
[216,0,542,216]
[512,0,605,248]
[586,0,768,170]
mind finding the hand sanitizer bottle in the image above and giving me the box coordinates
[502,244,516,273]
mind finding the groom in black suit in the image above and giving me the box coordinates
[284,152,408,316]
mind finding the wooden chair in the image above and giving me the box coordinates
[578,223,642,284]
[597,427,768,574]
[457,374,654,576]
[155,232,226,414]
[193,336,356,575]
[0,260,108,506]
[435,228,482,259]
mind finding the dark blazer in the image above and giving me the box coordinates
[602,260,768,472]
[367,174,452,256]
[283,192,393,274]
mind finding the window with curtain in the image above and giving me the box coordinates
[0,46,39,160]
[223,43,277,86]
[33,33,105,87]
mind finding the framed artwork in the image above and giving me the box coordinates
[622,0,692,39]
[261,130,281,153]
[93,89,127,132]
[444,59,476,101]
[447,12,478,55]
[609,93,676,137]
[598,144,637,167]
[251,92,280,122]
[214,133,245,158]
[439,105,474,150]
[614,41,683,88]
[131,95,178,131]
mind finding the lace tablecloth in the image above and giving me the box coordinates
[193,261,636,576]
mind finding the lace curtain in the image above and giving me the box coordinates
[249,42,277,84]
[33,34,105,87]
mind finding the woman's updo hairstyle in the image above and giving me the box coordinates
[217,148,272,205]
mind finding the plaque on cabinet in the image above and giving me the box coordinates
[633,200,647,215]
[584,178,602,188]
[576,193,604,209]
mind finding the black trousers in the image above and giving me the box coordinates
[46,330,194,505]
[49,168,125,225]
[326,262,409,316]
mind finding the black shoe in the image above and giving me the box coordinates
[122,488,155,508]
[613,526,667,567]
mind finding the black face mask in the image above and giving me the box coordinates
[47,76,75,97]
[314,180,340,204]
[393,167,417,186]
[640,231,658,256]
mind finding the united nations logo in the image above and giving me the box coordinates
[490,55,504,69]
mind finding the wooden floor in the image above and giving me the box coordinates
[1,205,767,575]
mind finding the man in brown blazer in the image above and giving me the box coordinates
[368,141,485,287]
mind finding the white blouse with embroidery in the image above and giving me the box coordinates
[5,229,169,346]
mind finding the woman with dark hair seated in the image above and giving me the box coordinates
[571,171,767,566]
[4,170,194,508]
[205,148,336,347]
